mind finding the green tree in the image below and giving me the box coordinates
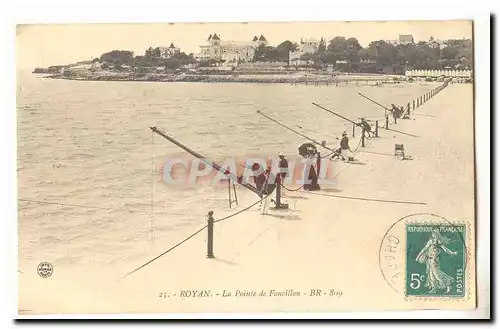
[254,44,280,62]
[99,50,134,66]
[366,40,397,65]
[317,39,327,55]
[276,40,299,62]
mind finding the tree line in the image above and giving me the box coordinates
[97,47,196,71]
[256,37,472,73]
[95,36,472,74]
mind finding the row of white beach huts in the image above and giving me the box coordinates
[405,69,472,78]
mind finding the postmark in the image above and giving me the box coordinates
[379,213,470,299]
[37,262,53,278]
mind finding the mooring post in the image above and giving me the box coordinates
[227,179,231,208]
[361,127,366,147]
[275,174,282,207]
[385,114,389,129]
[352,123,355,137]
[207,211,215,259]
[375,120,379,137]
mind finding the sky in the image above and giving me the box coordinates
[16,20,473,69]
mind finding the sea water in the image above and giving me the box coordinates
[17,72,433,270]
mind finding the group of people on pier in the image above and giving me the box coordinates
[248,99,415,195]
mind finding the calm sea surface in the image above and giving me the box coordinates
[17,72,433,269]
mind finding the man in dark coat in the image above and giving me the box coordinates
[359,118,373,137]
[333,131,350,161]
[277,152,289,182]
[303,154,321,191]
[390,104,400,123]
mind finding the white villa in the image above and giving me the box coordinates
[194,33,268,64]
[385,34,415,46]
[289,37,322,66]
[159,43,180,59]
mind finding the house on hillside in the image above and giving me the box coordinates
[159,43,180,59]
[194,33,268,63]
[426,36,447,50]
[427,39,440,49]
[399,34,415,45]
[288,37,322,66]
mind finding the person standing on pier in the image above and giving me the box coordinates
[277,152,289,182]
[252,163,272,196]
[390,104,400,123]
[332,131,351,161]
[359,118,373,138]
[303,154,321,191]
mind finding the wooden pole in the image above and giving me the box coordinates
[207,211,214,259]
[228,179,231,208]
[375,120,379,137]
[275,175,282,207]
[150,126,262,196]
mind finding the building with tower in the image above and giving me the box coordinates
[194,33,268,63]
[288,37,323,66]
[159,43,180,59]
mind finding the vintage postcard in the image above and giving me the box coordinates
[16,20,477,315]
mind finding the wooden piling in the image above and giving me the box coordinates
[207,211,215,259]
[361,127,365,147]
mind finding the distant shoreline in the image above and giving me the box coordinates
[37,71,409,85]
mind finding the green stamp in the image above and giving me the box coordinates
[405,224,466,297]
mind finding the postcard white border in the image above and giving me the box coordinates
[2,0,493,325]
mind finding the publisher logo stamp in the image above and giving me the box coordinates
[37,262,53,278]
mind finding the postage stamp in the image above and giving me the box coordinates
[405,224,466,297]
